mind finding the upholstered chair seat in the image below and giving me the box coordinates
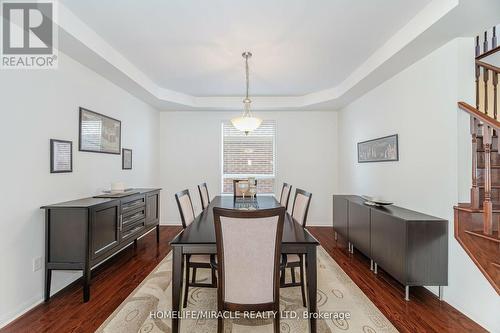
[189,254,212,263]
[286,254,301,263]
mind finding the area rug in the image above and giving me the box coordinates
[97,247,397,332]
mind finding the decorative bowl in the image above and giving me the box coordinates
[361,195,393,206]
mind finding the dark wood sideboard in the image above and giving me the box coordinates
[41,188,161,302]
[333,195,448,300]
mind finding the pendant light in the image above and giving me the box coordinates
[231,51,262,135]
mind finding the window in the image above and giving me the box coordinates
[221,120,276,194]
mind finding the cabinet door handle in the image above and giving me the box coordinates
[119,215,123,231]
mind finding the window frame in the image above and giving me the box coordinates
[220,120,277,195]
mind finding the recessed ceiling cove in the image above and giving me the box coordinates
[57,0,500,110]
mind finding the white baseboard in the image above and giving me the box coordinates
[0,295,43,329]
[160,220,182,226]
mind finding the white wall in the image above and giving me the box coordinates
[338,38,500,332]
[0,52,160,327]
[159,111,338,225]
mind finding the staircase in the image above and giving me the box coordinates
[455,25,500,294]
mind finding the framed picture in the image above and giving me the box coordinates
[79,107,121,154]
[122,148,132,169]
[358,134,399,163]
[50,139,72,173]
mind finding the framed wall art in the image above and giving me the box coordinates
[79,107,121,154]
[358,134,399,163]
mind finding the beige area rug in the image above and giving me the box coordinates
[97,247,398,332]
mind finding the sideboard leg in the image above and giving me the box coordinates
[374,263,378,274]
[438,286,444,301]
[405,286,410,301]
[334,231,338,241]
[83,263,91,302]
[156,225,160,243]
[370,259,374,271]
[44,268,52,302]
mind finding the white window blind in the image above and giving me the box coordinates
[221,120,276,194]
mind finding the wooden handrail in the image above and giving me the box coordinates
[476,60,500,74]
[458,102,500,130]
[476,44,500,60]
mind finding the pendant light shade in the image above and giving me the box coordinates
[231,114,263,135]
[231,51,262,134]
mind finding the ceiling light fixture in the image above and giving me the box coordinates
[231,51,262,135]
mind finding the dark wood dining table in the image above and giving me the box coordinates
[170,195,320,332]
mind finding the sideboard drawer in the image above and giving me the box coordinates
[121,195,145,213]
[121,219,145,240]
[122,207,145,227]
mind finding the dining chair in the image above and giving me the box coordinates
[197,182,210,210]
[279,182,292,210]
[213,206,285,333]
[175,189,217,308]
[280,188,312,307]
[233,179,258,197]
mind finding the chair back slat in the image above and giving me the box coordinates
[280,183,292,209]
[198,182,210,210]
[175,189,195,228]
[213,207,285,308]
[291,189,312,227]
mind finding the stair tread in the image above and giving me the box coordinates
[464,230,500,243]
[476,165,500,169]
[455,203,500,213]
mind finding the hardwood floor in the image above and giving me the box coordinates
[1,226,183,333]
[2,226,485,333]
[308,227,486,333]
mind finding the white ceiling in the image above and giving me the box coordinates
[60,0,431,97]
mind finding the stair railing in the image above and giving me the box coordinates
[460,25,499,237]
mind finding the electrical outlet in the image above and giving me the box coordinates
[33,256,42,272]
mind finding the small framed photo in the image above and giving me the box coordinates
[122,148,132,170]
[50,139,73,173]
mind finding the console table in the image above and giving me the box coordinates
[333,195,448,300]
[41,188,161,302]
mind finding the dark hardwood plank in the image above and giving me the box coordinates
[1,226,182,333]
[2,226,485,333]
[307,226,487,333]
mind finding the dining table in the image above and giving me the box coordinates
[170,195,320,332]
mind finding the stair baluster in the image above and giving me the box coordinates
[492,26,497,49]
[483,31,489,54]
[494,72,498,121]
[471,117,480,209]
[475,36,480,111]
[482,125,493,235]
[484,68,489,116]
